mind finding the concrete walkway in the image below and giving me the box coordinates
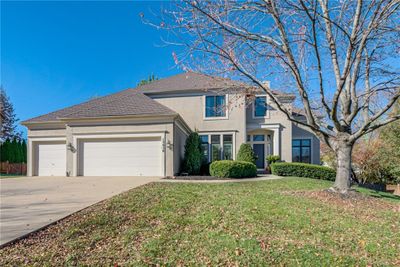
[158,174,283,183]
[0,176,160,246]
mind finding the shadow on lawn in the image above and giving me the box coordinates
[355,187,400,202]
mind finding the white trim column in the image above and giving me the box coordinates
[260,124,281,157]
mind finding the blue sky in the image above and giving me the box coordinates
[1,1,181,136]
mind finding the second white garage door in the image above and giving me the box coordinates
[78,137,163,176]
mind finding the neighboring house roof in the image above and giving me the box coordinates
[22,89,176,124]
[136,72,248,93]
[137,72,295,99]
[22,72,295,124]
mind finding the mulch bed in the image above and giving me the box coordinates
[163,176,225,180]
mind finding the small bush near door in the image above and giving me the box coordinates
[182,132,203,175]
[266,155,280,165]
[271,162,336,181]
[236,144,256,164]
[210,160,257,178]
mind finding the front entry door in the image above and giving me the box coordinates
[253,144,265,169]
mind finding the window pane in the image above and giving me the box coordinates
[211,135,220,144]
[292,139,301,146]
[223,135,233,160]
[301,147,311,163]
[201,144,209,162]
[199,135,209,144]
[223,135,232,142]
[301,139,311,146]
[216,95,226,117]
[199,135,209,162]
[211,144,221,161]
[205,96,215,117]
[253,135,265,141]
[292,139,311,163]
[223,144,233,160]
[247,135,251,142]
[292,147,301,162]
[254,96,267,117]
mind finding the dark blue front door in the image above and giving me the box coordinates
[253,144,265,169]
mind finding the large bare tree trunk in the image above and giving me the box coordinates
[332,142,353,193]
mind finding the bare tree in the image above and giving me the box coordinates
[144,0,400,193]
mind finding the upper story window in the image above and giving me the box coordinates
[254,96,267,117]
[205,95,226,118]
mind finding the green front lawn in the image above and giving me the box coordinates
[1,178,399,266]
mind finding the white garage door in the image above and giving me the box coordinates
[79,137,162,176]
[36,142,66,176]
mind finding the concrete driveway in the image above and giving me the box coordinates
[0,176,160,246]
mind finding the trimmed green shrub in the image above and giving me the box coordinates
[266,155,280,165]
[236,144,256,164]
[182,132,203,175]
[271,162,336,181]
[210,160,257,178]
[22,140,27,163]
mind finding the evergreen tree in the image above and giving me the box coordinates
[10,138,19,163]
[182,132,203,175]
[1,139,11,162]
[0,142,3,162]
[22,139,27,163]
[0,88,21,142]
[237,144,256,164]
[137,73,159,86]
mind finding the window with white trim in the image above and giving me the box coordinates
[200,133,233,162]
[205,95,226,117]
[254,96,267,117]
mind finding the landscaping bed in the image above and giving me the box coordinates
[0,178,399,266]
[163,175,222,180]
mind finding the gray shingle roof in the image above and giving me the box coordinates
[23,72,295,124]
[137,72,295,99]
[22,89,176,123]
[137,72,249,93]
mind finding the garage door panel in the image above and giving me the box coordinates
[36,142,66,176]
[79,137,162,176]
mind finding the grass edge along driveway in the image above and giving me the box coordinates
[0,177,399,266]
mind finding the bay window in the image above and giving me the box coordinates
[211,135,221,161]
[200,133,233,162]
[223,135,233,160]
[199,135,209,162]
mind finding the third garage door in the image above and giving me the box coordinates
[78,137,162,176]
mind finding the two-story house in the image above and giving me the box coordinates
[22,72,320,177]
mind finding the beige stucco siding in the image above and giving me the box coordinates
[153,94,246,158]
[26,118,178,177]
[246,100,293,162]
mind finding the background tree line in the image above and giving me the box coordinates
[322,102,400,185]
[1,88,27,163]
[0,138,27,163]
